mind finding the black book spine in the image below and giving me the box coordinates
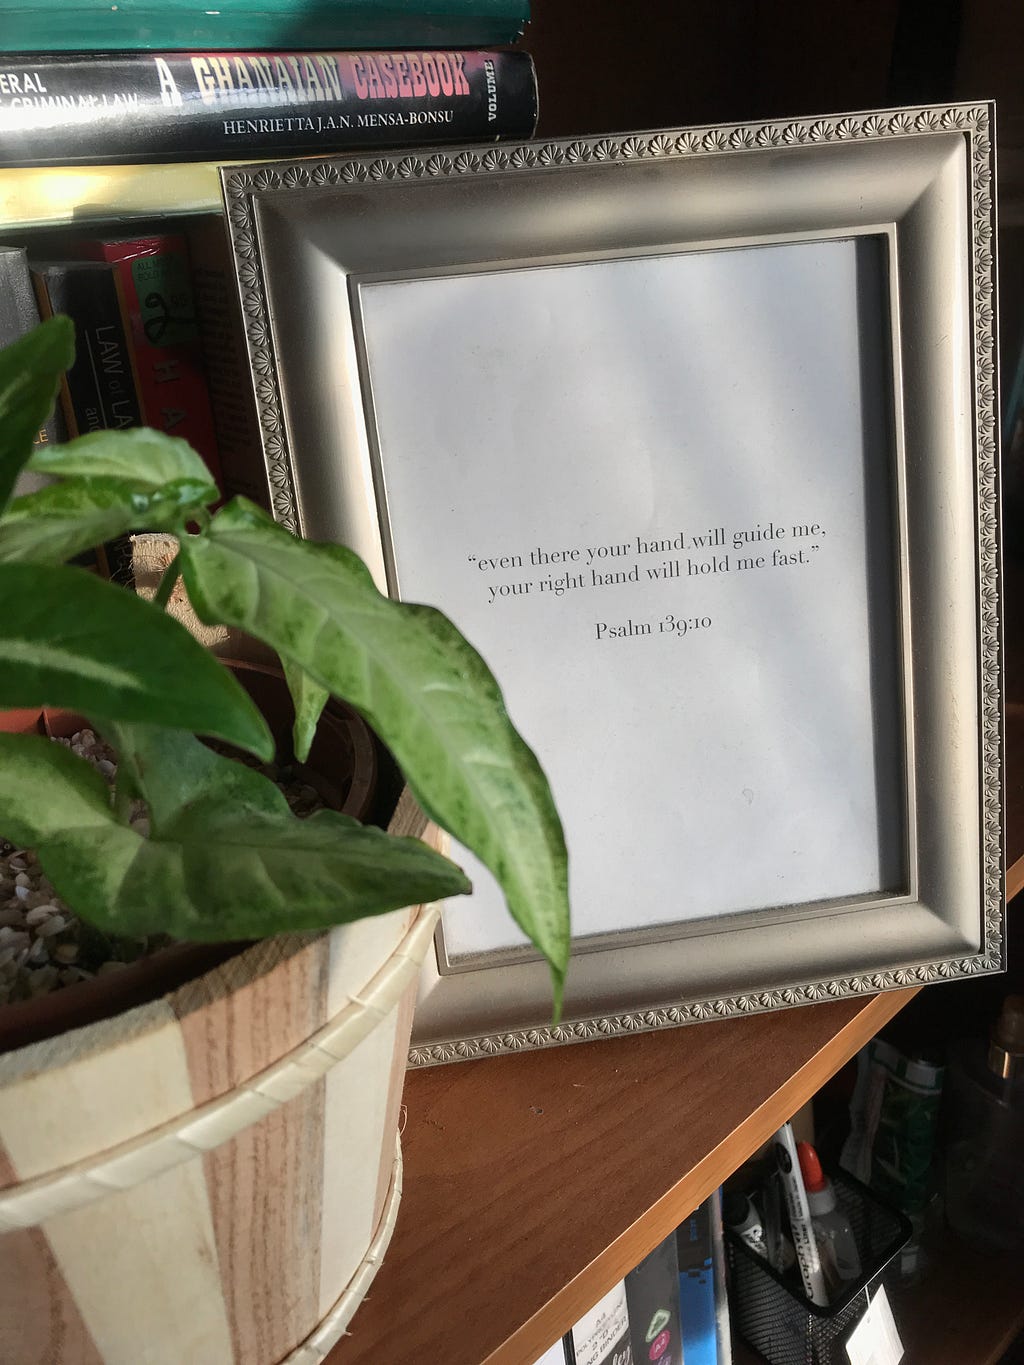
[32,262,142,436]
[0,50,538,167]
[624,1234,683,1365]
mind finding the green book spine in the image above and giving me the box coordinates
[0,1,529,53]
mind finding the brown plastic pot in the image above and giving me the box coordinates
[0,659,380,1053]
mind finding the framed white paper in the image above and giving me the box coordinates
[222,102,1002,1064]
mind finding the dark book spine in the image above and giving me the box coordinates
[0,244,68,462]
[32,263,142,436]
[0,50,538,167]
[29,260,133,577]
[624,1233,684,1365]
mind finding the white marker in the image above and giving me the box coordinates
[773,1121,829,1307]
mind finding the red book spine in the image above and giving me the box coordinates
[72,233,224,490]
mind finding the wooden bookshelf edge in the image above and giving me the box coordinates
[1008,854,1024,905]
[479,988,918,1365]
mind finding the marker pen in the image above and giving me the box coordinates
[722,1190,769,1260]
[773,1121,829,1307]
[761,1172,796,1274]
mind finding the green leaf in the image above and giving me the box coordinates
[282,656,329,763]
[179,498,570,992]
[0,731,117,842]
[0,316,75,514]
[0,731,471,941]
[0,476,217,565]
[0,562,273,760]
[27,425,219,492]
[103,719,292,832]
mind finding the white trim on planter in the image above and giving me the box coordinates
[0,904,440,1233]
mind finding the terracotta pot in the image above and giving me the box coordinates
[0,664,438,1364]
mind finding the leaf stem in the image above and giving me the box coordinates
[113,780,135,826]
[152,551,181,611]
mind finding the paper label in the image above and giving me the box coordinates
[570,1280,633,1365]
[361,238,903,960]
[846,1286,904,1365]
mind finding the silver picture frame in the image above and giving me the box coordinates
[221,101,1002,1067]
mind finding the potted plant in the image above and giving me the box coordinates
[0,317,570,1364]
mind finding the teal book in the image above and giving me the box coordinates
[677,1199,719,1365]
[0,0,529,52]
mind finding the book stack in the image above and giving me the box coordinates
[0,1,537,178]
[0,0,541,547]
[31,230,222,476]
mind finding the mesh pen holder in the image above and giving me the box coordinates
[725,1169,911,1365]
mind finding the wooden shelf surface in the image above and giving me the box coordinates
[331,988,916,1365]
[895,1231,1024,1365]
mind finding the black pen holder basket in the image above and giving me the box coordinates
[725,1169,911,1365]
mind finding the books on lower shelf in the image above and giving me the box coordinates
[71,232,224,489]
[2,225,230,578]
[6,225,226,480]
[0,49,538,166]
[0,0,531,53]
[531,1196,732,1365]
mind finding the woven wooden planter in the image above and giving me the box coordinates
[0,666,439,1362]
[0,888,439,1364]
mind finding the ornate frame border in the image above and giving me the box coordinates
[221,103,1002,1067]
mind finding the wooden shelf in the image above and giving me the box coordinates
[330,988,915,1365]
[894,1231,1024,1365]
